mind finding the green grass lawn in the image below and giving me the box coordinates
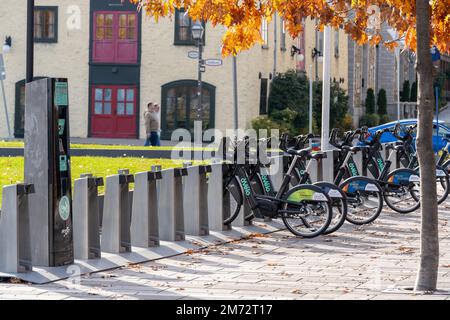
[0,140,216,151]
[0,156,207,205]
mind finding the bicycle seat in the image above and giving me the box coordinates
[393,145,404,151]
[286,147,311,157]
[308,152,327,160]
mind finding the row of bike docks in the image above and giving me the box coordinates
[0,145,401,278]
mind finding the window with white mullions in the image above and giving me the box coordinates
[174,8,206,45]
[117,88,135,116]
[34,6,58,43]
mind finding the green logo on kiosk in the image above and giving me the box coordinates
[58,196,71,221]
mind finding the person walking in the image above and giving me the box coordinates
[144,102,161,146]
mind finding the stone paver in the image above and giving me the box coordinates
[1,206,450,300]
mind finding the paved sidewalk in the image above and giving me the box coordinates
[1,206,450,300]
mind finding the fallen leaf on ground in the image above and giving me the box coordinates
[398,246,415,254]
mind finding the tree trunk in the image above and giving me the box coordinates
[414,0,439,292]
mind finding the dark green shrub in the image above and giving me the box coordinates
[365,88,376,114]
[377,89,387,115]
[379,114,391,125]
[410,82,417,102]
[359,113,380,127]
[313,81,349,130]
[401,80,410,102]
[251,116,288,136]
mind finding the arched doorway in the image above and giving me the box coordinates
[161,80,215,140]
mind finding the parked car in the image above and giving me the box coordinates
[368,119,450,153]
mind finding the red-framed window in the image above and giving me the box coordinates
[91,85,137,138]
[92,11,138,63]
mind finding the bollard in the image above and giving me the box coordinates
[0,184,34,273]
[158,168,187,241]
[131,170,162,247]
[101,169,134,253]
[73,174,103,260]
[208,162,230,231]
[183,164,211,236]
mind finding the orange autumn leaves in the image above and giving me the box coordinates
[130,0,450,56]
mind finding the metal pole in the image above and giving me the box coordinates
[435,86,439,137]
[26,0,34,83]
[273,14,277,77]
[0,78,12,138]
[309,64,313,134]
[396,47,400,120]
[321,26,332,151]
[232,56,238,130]
[197,39,203,123]
[315,29,319,81]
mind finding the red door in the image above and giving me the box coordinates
[91,86,137,138]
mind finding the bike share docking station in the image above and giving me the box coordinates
[1,128,285,281]
[24,78,74,267]
[73,174,104,260]
[101,169,134,254]
[182,162,211,236]
[0,184,35,273]
[158,167,188,241]
[131,168,162,248]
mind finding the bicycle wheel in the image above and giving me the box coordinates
[412,166,450,205]
[281,185,332,238]
[436,166,450,204]
[314,182,348,234]
[383,168,420,214]
[223,176,243,225]
[339,176,383,225]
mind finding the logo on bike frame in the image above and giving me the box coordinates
[348,162,358,176]
[240,177,252,196]
[376,158,384,171]
[260,175,272,193]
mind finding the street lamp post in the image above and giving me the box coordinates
[26,0,34,83]
[191,23,204,124]
[321,25,332,151]
[310,48,322,135]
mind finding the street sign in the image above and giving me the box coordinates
[187,51,199,59]
[204,59,223,67]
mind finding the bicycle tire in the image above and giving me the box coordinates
[281,184,332,238]
[314,182,348,234]
[412,165,450,205]
[223,176,244,225]
[339,176,383,225]
[383,168,420,214]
